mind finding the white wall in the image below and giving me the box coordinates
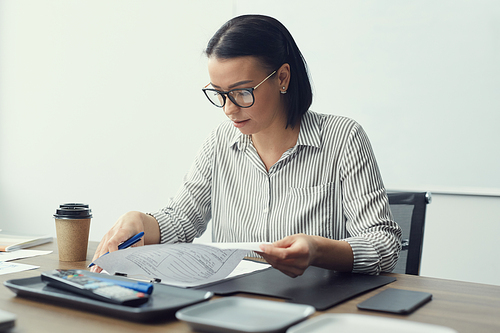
[0,0,228,237]
[1,1,499,286]
[420,193,500,286]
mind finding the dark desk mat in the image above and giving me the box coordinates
[196,266,396,311]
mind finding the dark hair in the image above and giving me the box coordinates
[205,15,313,128]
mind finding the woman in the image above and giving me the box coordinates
[92,14,401,277]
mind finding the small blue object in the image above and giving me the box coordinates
[93,277,154,294]
[88,232,145,268]
[117,231,145,250]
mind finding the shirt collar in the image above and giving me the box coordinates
[296,110,321,149]
[229,130,250,151]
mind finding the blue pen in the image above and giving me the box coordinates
[88,232,144,268]
[93,277,154,294]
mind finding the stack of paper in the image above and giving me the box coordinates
[0,233,53,275]
[0,233,52,252]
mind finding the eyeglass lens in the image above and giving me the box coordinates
[205,89,254,108]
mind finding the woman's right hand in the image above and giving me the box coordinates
[90,211,160,273]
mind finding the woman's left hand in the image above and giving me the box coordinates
[257,233,318,278]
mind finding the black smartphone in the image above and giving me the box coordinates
[357,288,432,314]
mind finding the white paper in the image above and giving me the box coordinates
[0,250,53,262]
[205,242,269,252]
[0,261,39,275]
[94,243,264,287]
[225,259,270,279]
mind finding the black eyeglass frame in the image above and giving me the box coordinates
[202,70,277,108]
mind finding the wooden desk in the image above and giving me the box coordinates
[1,241,499,333]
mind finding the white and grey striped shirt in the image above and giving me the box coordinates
[152,110,401,274]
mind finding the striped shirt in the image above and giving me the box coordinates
[152,110,402,274]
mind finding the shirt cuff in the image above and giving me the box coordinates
[148,210,179,244]
[343,237,382,275]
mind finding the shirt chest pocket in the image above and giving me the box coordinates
[275,182,335,239]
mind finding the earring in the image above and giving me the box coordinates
[281,87,287,94]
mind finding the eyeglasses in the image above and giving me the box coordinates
[202,71,276,108]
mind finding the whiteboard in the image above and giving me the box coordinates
[235,0,500,196]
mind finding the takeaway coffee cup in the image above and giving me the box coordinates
[53,203,92,261]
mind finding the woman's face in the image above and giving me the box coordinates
[207,56,287,136]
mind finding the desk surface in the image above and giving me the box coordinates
[1,241,499,333]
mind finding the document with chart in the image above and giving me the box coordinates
[93,242,269,287]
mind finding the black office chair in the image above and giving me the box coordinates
[388,191,431,275]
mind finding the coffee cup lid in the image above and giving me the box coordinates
[59,203,89,209]
[54,205,92,219]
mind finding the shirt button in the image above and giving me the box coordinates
[263,208,269,214]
